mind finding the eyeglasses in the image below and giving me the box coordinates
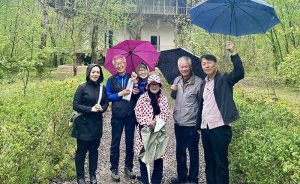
[150,83,160,86]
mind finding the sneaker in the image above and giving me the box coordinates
[111,169,120,182]
[170,177,187,184]
[77,178,86,184]
[90,175,97,184]
[124,167,136,179]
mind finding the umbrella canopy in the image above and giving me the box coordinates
[104,40,160,75]
[190,0,280,36]
[157,48,206,84]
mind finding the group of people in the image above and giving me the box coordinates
[71,41,245,184]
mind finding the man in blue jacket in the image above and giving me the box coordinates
[106,55,138,182]
[196,41,244,184]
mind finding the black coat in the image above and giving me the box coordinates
[196,54,245,130]
[72,64,109,140]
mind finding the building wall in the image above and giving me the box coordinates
[114,21,175,51]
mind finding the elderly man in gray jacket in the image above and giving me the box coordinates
[170,56,203,184]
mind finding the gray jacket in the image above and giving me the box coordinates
[171,74,203,126]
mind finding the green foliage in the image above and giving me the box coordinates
[278,49,300,87]
[0,77,83,183]
[230,89,300,184]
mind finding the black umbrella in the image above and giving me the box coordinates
[157,48,206,84]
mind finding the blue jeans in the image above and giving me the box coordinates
[75,139,100,179]
[174,124,200,183]
[110,116,136,171]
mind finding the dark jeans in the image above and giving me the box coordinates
[201,125,232,184]
[174,124,200,183]
[139,158,163,184]
[110,116,136,171]
[75,139,100,179]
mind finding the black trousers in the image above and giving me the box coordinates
[110,116,136,171]
[174,124,200,183]
[75,139,100,179]
[201,125,232,184]
[139,158,163,184]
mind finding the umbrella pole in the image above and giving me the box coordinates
[146,164,151,184]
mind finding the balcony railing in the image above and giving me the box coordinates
[48,1,191,16]
[131,5,191,15]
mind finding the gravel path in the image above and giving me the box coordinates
[54,105,206,184]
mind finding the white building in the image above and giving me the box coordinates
[48,0,192,51]
[110,0,191,51]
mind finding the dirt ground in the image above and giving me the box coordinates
[54,105,206,184]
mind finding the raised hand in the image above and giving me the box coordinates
[225,41,235,54]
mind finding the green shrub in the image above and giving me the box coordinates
[278,49,300,87]
[230,90,300,184]
[0,77,82,183]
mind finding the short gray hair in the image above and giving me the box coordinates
[177,56,192,67]
[112,55,126,65]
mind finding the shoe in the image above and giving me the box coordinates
[77,178,86,184]
[111,169,120,182]
[124,167,136,179]
[90,175,97,184]
[170,177,187,184]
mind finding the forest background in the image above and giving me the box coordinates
[0,0,299,183]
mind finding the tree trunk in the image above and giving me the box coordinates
[48,26,58,67]
[38,0,49,74]
[127,2,144,40]
[91,19,99,64]
[10,0,21,58]
[70,18,77,76]
[269,29,283,73]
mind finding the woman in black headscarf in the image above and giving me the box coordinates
[72,64,109,184]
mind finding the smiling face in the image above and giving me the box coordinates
[138,68,149,79]
[113,57,127,75]
[201,58,217,78]
[149,82,161,94]
[89,66,101,82]
[178,59,192,79]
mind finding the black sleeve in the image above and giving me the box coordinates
[170,78,178,99]
[73,85,92,113]
[195,100,203,130]
[225,54,245,86]
[171,91,177,99]
[100,86,109,112]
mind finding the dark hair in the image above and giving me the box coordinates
[200,54,217,63]
[135,63,149,75]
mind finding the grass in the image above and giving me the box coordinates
[238,75,300,113]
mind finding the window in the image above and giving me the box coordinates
[150,35,160,51]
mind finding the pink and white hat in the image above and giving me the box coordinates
[146,74,163,89]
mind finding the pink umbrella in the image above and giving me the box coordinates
[104,40,160,75]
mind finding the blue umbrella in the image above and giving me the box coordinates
[190,0,280,36]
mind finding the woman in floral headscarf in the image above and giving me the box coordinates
[134,74,169,184]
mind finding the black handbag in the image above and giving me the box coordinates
[69,84,103,126]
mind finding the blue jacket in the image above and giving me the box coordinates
[196,54,245,130]
[106,73,138,118]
